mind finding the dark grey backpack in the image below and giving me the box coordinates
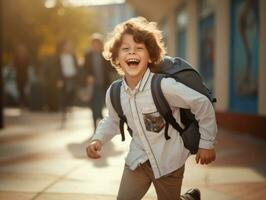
[110,56,216,154]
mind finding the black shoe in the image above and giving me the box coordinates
[181,188,201,200]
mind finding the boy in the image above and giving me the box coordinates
[86,17,217,200]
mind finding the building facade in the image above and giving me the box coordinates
[89,3,136,33]
[127,0,266,138]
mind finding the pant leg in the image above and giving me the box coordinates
[117,164,152,200]
[94,88,105,118]
[90,85,105,129]
[65,78,76,108]
[152,165,185,200]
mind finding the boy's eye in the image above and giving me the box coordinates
[121,47,129,51]
[136,45,144,49]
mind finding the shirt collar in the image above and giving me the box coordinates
[122,68,151,93]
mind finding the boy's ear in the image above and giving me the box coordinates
[148,58,152,63]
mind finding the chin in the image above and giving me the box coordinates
[125,66,139,73]
[126,71,140,77]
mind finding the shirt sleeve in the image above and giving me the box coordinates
[90,86,121,145]
[161,77,218,149]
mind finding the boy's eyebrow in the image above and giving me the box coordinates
[120,43,130,47]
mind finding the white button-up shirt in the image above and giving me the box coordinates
[60,53,77,78]
[92,68,217,179]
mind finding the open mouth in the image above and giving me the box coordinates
[126,58,140,66]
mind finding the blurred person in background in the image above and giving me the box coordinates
[56,39,79,127]
[84,33,113,131]
[2,58,19,106]
[13,44,30,108]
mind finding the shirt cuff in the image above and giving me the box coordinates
[90,135,105,144]
[199,138,215,149]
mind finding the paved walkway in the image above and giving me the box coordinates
[0,107,265,200]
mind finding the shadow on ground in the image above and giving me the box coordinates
[67,139,124,168]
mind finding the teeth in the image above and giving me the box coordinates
[127,58,139,62]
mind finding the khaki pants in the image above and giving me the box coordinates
[117,161,185,200]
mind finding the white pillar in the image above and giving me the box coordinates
[214,0,230,112]
[186,0,198,68]
[258,0,266,115]
[167,11,177,56]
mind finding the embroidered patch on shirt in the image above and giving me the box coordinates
[143,111,165,133]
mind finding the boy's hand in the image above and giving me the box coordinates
[195,148,216,165]
[86,140,102,159]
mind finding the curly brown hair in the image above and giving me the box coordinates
[102,17,166,74]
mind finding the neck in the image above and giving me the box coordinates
[125,76,140,89]
[125,69,148,89]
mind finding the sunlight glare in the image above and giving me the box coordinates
[45,0,125,7]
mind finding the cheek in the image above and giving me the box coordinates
[143,55,151,63]
[116,55,122,65]
[144,51,151,62]
[117,52,126,62]
[120,65,127,73]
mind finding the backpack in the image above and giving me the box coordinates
[110,56,216,154]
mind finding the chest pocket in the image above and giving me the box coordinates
[142,108,165,133]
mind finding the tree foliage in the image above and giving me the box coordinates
[3,0,101,62]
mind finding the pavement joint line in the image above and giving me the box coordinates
[30,160,88,200]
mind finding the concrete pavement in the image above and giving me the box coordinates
[0,107,265,200]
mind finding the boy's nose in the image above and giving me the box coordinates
[129,48,136,54]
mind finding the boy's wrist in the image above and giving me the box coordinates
[199,139,215,149]
[90,139,102,145]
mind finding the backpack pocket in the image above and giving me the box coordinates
[181,122,200,154]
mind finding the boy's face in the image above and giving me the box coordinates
[116,34,151,82]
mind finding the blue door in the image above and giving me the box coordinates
[198,14,215,92]
[229,0,259,114]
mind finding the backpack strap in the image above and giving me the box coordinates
[151,74,185,140]
[110,79,133,141]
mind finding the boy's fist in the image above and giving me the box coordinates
[86,140,102,159]
[195,148,216,165]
